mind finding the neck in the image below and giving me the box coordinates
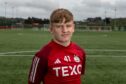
[53,39,71,47]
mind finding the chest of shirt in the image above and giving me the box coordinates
[47,49,83,77]
[48,49,83,66]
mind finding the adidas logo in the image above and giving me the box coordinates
[54,59,61,64]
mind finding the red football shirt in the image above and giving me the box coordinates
[28,40,86,84]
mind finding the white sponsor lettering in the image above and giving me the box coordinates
[69,65,77,75]
[53,67,61,77]
[77,64,81,74]
[62,66,69,76]
[53,64,82,77]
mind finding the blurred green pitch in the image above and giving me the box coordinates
[0,29,126,84]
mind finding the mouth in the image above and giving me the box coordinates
[62,34,70,37]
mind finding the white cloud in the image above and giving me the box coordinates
[0,0,126,20]
[0,0,59,18]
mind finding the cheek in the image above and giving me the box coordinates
[73,28,75,32]
[51,29,60,35]
[71,28,74,33]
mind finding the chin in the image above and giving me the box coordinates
[55,37,71,43]
[61,39,70,43]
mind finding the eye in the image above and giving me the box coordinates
[55,25,62,28]
[66,24,72,28]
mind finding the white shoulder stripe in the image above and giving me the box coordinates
[32,57,40,82]
[30,57,40,83]
[30,57,37,82]
[30,57,38,82]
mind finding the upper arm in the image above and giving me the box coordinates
[28,54,48,84]
[81,50,86,75]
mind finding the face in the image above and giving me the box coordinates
[50,20,74,44]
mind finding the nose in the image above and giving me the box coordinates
[62,25,67,33]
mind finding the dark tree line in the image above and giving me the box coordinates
[24,17,49,24]
[86,17,111,26]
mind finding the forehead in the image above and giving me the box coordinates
[52,20,74,25]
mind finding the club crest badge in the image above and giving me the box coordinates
[74,55,80,62]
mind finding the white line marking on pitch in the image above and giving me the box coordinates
[0,49,126,55]
[0,50,37,55]
[0,55,33,56]
[86,49,126,52]
[87,55,126,57]
[0,55,126,57]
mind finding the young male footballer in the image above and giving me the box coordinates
[28,8,86,84]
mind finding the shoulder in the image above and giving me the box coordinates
[72,42,86,56]
[35,42,53,58]
[72,42,84,51]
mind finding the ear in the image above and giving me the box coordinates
[73,23,75,32]
[49,25,53,33]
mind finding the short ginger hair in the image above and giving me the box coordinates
[50,8,74,24]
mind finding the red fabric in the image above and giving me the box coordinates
[28,40,86,84]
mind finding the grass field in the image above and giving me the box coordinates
[0,29,126,84]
